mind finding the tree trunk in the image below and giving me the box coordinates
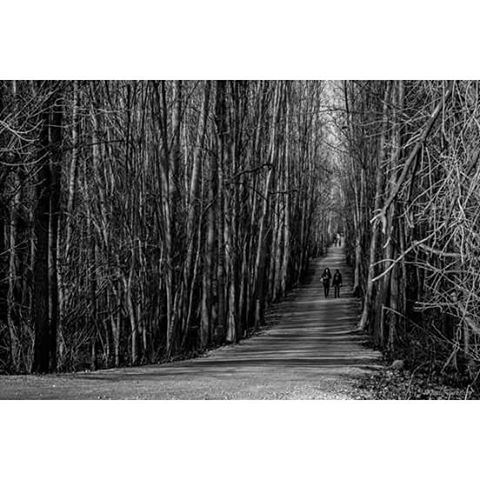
[359,82,391,332]
[33,94,54,373]
[253,82,281,327]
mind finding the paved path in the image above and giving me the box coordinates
[0,246,381,399]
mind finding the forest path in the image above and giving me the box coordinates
[0,245,382,399]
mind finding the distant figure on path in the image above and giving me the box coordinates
[332,269,343,298]
[321,267,332,298]
[336,233,341,247]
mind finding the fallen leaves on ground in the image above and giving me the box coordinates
[355,368,480,400]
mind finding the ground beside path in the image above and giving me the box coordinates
[0,245,382,399]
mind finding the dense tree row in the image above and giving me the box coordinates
[339,81,480,377]
[0,80,334,373]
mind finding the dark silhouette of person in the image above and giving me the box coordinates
[321,267,332,298]
[332,269,343,298]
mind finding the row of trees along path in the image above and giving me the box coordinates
[1,80,335,376]
[0,244,380,399]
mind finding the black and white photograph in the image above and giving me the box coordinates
[1,1,479,479]
[2,78,479,401]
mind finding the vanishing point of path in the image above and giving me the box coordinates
[0,246,382,399]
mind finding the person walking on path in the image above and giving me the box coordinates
[332,269,343,298]
[321,267,332,298]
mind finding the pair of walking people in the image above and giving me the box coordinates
[321,268,342,298]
